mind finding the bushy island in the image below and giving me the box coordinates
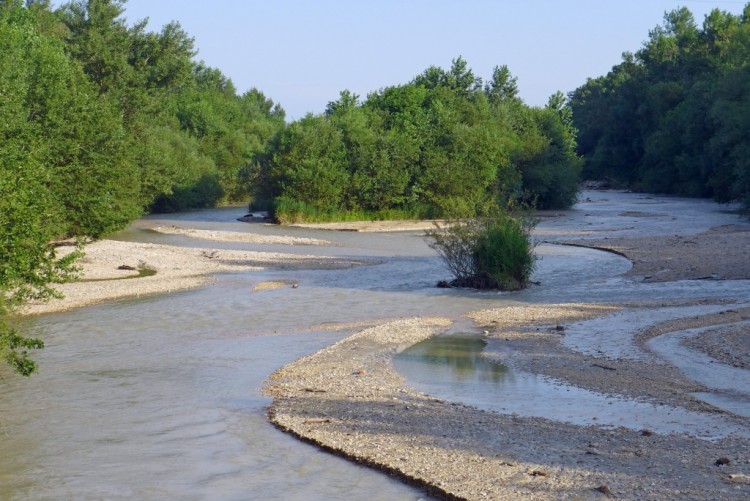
[427,215,538,291]
[251,59,582,223]
[4,0,750,374]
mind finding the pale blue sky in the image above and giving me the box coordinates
[115,0,748,119]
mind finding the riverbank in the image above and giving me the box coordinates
[265,311,750,500]
[19,194,750,499]
[289,220,443,232]
[22,238,368,315]
[561,224,750,282]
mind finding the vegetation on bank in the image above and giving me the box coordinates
[253,60,583,223]
[570,5,750,214]
[0,1,581,373]
[0,0,283,375]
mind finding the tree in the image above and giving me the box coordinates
[570,4,750,212]
[0,0,289,373]
[258,58,581,222]
[265,115,349,217]
[485,65,519,103]
[0,1,82,374]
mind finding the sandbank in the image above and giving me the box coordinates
[22,238,368,315]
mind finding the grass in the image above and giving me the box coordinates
[272,197,433,225]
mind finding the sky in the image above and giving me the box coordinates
[111,0,749,120]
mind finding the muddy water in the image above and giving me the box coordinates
[1,191,748,499]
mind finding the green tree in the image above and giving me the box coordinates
[259,58,581,221]
[265,115,349,217]
[571,3,750,212]
[485,65,519,103]
[0,1,82,374]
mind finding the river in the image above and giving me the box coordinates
[1,190,747,499]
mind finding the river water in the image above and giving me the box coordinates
[1,191,748,499]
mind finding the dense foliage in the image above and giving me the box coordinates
[426,215,537,291]
[253,59,583,223]
[0,0,284,374]
[570,4,750,212]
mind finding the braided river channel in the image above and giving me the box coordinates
[1,191,749,499]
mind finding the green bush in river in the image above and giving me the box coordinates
[427,215,537,291]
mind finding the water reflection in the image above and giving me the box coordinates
[396,334,509,385]
[395,334,750,440]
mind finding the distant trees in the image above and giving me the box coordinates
[254,58,583,223]
[570,4,750,213]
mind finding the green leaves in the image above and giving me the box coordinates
[426,215,537,291]
[571,4,750,213]
[261,59,581,222]
[0,0,288,375]
[0,323,45,377]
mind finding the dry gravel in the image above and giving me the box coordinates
[561,224,750,282]
[266,220,750,499]
[265,316,750,500]
[683,319,750,370]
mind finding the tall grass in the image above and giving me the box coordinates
[272,197,433,224]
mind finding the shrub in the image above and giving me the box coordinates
[426,215,537,291]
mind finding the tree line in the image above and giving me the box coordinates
[252,58,582,223]
[570,4,750,213]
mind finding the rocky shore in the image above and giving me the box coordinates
[265,313,749,500]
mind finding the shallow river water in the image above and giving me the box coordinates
[1,191,748,499]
